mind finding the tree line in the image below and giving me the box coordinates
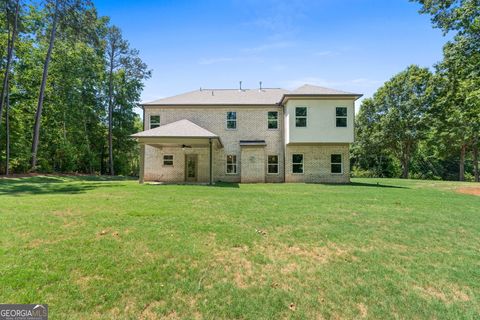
[0,0,150,176]
[352,0,479,182]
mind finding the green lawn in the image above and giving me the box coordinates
[0,177,479,319]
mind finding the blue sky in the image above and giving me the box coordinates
[95,0,449,110]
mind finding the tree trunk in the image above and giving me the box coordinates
[402,160,410,179]
[82,109,93,173]
[401,142,411,179]
[107,49,115,176]
[459,144,466,181]
[0,0,19,138]
[31,0,59,171]
[474,135,479,182]
[5,89,10,175]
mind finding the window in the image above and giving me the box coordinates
[150,115,160,129]
[226,155,237,174]
[226,112,237,129]
[295,107,307,127]
[267,111,278,129]
[336,107,347,127]
[163,155,173,166]
[292,154,304,174]
[267,155,279,174]
[331,154,343,174]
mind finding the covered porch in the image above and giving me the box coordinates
[131,119,223,184]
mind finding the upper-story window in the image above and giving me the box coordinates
[336,107,347,127]
[226,112,237,129]
[295,107,307,127]
[268,111,278,129]
[150,115,160,129]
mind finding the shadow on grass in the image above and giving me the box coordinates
[146,182,240,188]
[346,181,408,189]
[0,175,131,196]
[0,175,135,182]
[211,182,240,188]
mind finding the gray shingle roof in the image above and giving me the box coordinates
[131,119,218,138]
[142,84,361,106]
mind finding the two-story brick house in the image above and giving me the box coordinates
[132,84,362,184]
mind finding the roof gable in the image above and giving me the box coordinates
[291,84,355,95]
[144,88,288,106]
[142,84,362,106]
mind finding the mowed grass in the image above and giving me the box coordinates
[0,177,479,319]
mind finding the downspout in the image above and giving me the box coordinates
[209,138,213,185]
[281,103,286,183]
[142,105,145,131]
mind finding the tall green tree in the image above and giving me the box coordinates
[0,0,19,133]
[376,65,434,178]
[411,0,480,35]
[104,26,150,176]
[412,0,479,181]
[0,1,148,175]
[30,0,59,170]
[432,36,480,181]
[352,98,399,177]
[105,25,127,176]
[31,0,93,170]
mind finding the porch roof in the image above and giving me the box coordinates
[131,119,223,147]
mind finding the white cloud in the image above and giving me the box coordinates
[242,41,295,53]
[350,78,383,86]
[314,50,335,57]
[238,0,309,35]
[198,57,234,65]
[283,77,382,90]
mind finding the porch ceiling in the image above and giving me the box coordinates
[136,137,222,148]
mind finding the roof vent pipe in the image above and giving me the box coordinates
[239,81,242,91]
[259,81,263,91]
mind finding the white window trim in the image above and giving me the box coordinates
[163,154,174,167]
[267,111,279,130]
[226,154,238,175]
[295,106,308,128]
[226,111,237,130]
[267,155,279,175]
[149,115,161,129]
[335,107,348,128]
[331,154,343,174]
[292,153,304,174]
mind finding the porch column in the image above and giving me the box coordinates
[139,144,145,184]
[209,138,213,185]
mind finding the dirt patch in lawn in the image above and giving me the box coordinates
[280,244,350,264]
[210,241,352,289]
[456,187,480,196]
[140,301,167,320]
[71,270,105,291]
[415,285,470,303]
[357,303,368,318]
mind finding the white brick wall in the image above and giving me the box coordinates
[144,146,210,182]
[142,107,350,183]
[285,144,350,183]
[144,106,284,183]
